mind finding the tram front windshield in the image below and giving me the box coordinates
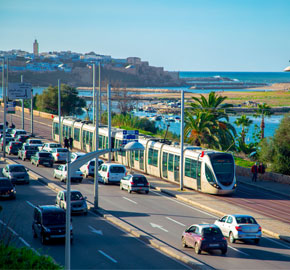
[209,154,234,186]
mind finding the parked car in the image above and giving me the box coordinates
[15,134,30,143]
[98,163,126,184]
[51,148,70,163]
[55,190,88,215]
[120,174,149,194]
[181,224,227,255]
[11,129,27,138]
[80,159,104,178]
[2,164,30,184]
[0,137,14,151]
[53,164,83,183]
[31,152,54,167]
[70,152,86,163]
[5,141,22,155]
[18,145,39,161]
[214,215,262,244]
[0,133,12,139]
[26,139,44,149]
[0,177,16,199]
[32,205,73,244]
[41,143,62,153]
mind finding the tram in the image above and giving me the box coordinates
[52,117,236,195]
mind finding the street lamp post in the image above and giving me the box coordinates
[2,58,6,158]
[180,89,185,191]
[107,84,112,162]
[94,64,99,209]
[58,80,62,145]
[21,75,24,130]
[30,89,34,136]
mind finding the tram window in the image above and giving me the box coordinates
[99,135,103,149]
[148,148,153,165]
[162,152,168,178]
[174,155,180,171]
[153,149,158,167]
[89,132,93,148]
[185,158,191,177]
[53,122,59,135]
[74,128,80,142]
[205,164,216,184]
[140,151,144,170]
[134,150,139,161]
[168,154,174,172]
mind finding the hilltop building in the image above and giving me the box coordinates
[33,39,39,57]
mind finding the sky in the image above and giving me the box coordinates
[0,0,289,72]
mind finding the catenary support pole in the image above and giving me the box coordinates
[30,89,34,136]
[98,62,101,121]
[108,84,112,162]
[94,64,99,208]
[58,80,61,145]
[21,75,24,130]
[2,58,6,158]
[92,63,95,124]
[65,153,71,270]
[180,89,184,190]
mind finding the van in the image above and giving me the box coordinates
[98,163,126,184]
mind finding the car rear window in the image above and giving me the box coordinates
[25,146,39,150]
[30,140,42,144]
[236,217,257,224]
[10,166,26,172]
[58,148,69,152]
[133,176,147,184]
[110,166,125,173]
[39,153,52,157]
[202,227,222,237]
[51,144,61,148]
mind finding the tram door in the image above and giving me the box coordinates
[197,161,201,190]
[174,155,180,182]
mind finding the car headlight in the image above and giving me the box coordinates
[43,227,51,232]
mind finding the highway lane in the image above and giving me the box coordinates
[7,156,290,270]
[0,163,190,270]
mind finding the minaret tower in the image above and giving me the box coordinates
[33,39,39,57]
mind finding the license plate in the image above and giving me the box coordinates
[137,184,144,186]
[209,244,219,247]
[1,194,9,198]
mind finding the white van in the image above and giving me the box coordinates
[98,163,126,184]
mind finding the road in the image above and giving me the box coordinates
[0,162,190,270]
[2,155,290,270]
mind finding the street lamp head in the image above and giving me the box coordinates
[123,141,144,151]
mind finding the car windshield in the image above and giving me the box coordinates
[30,140,42,144]
[0,180,12,187]
[110,166,125,173]
[43,212,65,225]
[65,191,84,201]
[39,153,51,157]
[9,166,26,172]
[236,216,257,224]
[25,146,38,150]
[57,148,69,152]
[50,144,61,148]
[202,227,222,237]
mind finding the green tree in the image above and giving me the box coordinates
[234,115,253,144]
[255,103,272,139]
[36,84,86,116]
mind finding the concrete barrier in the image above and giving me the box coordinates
[236,165,290,185]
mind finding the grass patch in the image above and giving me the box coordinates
[234,156,255,168]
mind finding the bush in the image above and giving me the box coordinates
[0,243,62,270]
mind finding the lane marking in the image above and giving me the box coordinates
[8,227,18,236]
[88,225,103,235]
[98,250,117,263]
[166,217,186,227]
[19,237,30,247]
[264,236,290,249]
[122,197,137,204]
[26,200,36,208]
[228,245,249,256]
[150,222,169,232]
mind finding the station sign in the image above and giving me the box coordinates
[121,130,139,146]
[6,101,16,114]
[8,83,32,100]
[123,130,139,135]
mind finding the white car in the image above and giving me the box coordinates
[53,164,83,183]
[26,139,44,149]
[51,148,70,163]
[55,190,88,215]
[214,214,262,244]
[41,142,62,153]
[80,159,104,178]
[70,152,86,163]
[98,163,126,184]
[120,174,149,194]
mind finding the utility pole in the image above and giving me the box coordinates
[21,75,24,129]
[107,84,112,162]
[92,63,95,124]
[180,89,184,191]
[30,89,34,136]
[2,58,6,157]
[58,80,61,145]
[98,62,101,122]
[94,63,99,208]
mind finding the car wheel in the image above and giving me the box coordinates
[128,188,132,194]
[120,184,123,190]
[84,173,88,178]
[22,156,25,161]
[36,162,39,167]
[50,163,53,168]
[194,242,201,254]
[182,237,188,248]
[229,232,236,243]
[254,239,260,245]
[221,248,227,255]
[84,211,88,216]
[78,179,82,183]
[145,190,149,194]
[31,160,34,165]
[53,173,57,179]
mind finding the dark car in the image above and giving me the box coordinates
[31,152,54,167]
[15,134,30,144]
[0,137,15,151]
[5,141,23,155]
[18,145,39,161]
[0,178,16,199]
[182,224,227,255]
[32,205,73,244]
[2,164,30,184]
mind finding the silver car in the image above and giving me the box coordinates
[2,164,30,184]
[51,148,70,163]
[214,214,262,244]
[55,190,88,215]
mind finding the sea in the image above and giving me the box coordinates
[1,71,289,142]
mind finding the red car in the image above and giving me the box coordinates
[182,224,227,255]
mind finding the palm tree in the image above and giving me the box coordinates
[255,103,272,139]
[234,115,253,143]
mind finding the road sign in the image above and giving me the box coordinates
[8,83,32,100]
[123,130,139,135]
[6,102,15,114]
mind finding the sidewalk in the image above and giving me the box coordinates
[143,173,290,244]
